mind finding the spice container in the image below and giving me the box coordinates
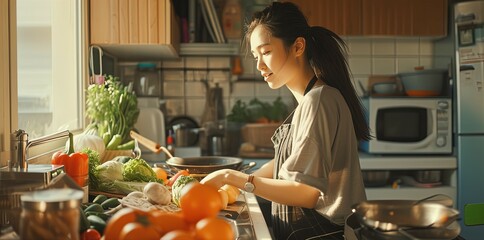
[19,189,83,240]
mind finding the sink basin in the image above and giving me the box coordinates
[0,164,65,231]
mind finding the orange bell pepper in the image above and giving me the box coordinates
[51,132,89,186]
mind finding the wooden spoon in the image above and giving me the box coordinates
[129,130,184,162]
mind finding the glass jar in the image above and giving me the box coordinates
[134,62,161,97]
[19,189,84,240]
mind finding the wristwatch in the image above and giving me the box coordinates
[244,174,256,193]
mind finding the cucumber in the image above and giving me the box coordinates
[84,203,104,213]
[101,198,120,210]
[113,156,132,164]
[92,195,108,205]
[87,215,106,234]
[79,207,90,233]
[117,140,135,150]
[85,211,110,221]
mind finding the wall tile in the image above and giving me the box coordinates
[352,76,369,96]
[207,57,231,68]
[185,57,207,68]
[396,57,420,73]
[372,39,395,56]
[185,81,206,97]
[255,82,279,97]
[164,81,184,97]
[165,99,185,116]
[396,39,419,56]
[161,58,184,68]
[433,57,452,70]
[419,57,434,70]
[232,81,255,97]
[347,38,371,55]
[373,57,396,74]
[186,98,206,120]
[419,39,434,56]
[349,57,372,75]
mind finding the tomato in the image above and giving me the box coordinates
[179,183,222,223]
[104,208,153,240]
[119,222,161,240]
[150,211,189,235]
[167,169,190,187]
[195,217,235,240]
[160,230,195,240]
[81,228,101,240]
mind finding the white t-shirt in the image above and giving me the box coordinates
[278,84,367,225]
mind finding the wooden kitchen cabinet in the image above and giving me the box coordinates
[89,0,180,60]
[285,0,447,37]
[362,0,448,37]
[284,0,362,36]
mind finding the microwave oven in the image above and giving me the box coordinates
[360,97,452,154]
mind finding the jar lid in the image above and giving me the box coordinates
[21,188,83,211]
[137,62,156,69]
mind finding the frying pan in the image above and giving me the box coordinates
[163,156,245,174]
[352,199,459,232]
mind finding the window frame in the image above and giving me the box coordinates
[1,0,90,167]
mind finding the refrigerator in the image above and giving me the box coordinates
[454,1,484,239]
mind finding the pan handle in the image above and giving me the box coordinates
[239,162,257,173]
[130,130,162,153]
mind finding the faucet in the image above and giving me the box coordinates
[9,129,70,170]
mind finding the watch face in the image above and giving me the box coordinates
[244,182,255,193]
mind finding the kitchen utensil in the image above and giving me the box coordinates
[352,197,459,232]
[372,82,397,95]
[173,124,201,147]
[162,156,255,175]
[398,69,446,96]
[89,45,105,85]
[129,130,184,163]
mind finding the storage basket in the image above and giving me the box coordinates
[242,123,280,148]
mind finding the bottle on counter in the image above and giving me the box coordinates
[166,130,175,159]
[222,0,242,39]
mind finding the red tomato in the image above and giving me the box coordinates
[81,228,101,240]
[179,183,223,223]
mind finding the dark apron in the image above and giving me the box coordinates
[270,115,344,240]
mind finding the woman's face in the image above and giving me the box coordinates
[250,25,298,89]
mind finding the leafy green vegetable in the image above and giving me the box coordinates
[122,158,159,183]
[171,175,198,207]
[226,97,290,123]
[112,180,148,194]
[86,75,139,145]
[81,148,101,190]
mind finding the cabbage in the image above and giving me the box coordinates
[122,158,158,183]
[96,160,124,182]
[171,175,198,207]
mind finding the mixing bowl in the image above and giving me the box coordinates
[398,69,446,96]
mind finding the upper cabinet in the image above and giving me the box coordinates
[285,0,362,36]
[362,0,447,37]
[89,0,180,60]
[284,0,448,37]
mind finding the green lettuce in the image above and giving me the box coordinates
[122,158,158,183]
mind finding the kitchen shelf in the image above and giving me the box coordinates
[179,43,240,56]
[359,152,457,170]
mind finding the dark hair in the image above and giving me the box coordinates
[244,1,370,141]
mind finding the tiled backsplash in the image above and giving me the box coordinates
[120,37,451,124]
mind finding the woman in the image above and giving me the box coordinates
[200,2,371,239]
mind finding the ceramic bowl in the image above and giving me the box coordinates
[372,82,397,95]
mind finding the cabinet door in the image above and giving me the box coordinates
[284,0,362,36]
[413,0,447,36]
[90,0,178,45]
[362,0,447,36]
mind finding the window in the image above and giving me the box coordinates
[0,0,87,166]
[17,0,84,139]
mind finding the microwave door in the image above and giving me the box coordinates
[457,62,484,134]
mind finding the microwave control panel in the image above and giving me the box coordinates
[436,101,451,147]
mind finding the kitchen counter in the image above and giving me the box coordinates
[220,192,272,239]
